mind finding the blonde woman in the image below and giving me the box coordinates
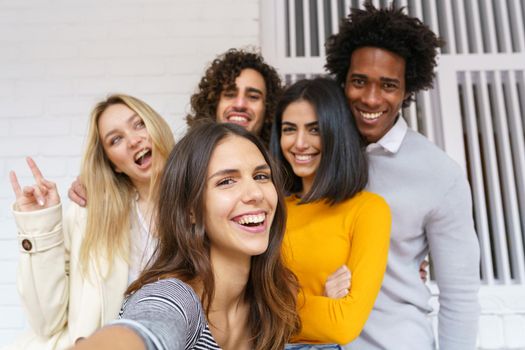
[8,94,174,350]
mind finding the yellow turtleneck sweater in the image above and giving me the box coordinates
[283,191,391,345]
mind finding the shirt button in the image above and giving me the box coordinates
[21,239,32,251]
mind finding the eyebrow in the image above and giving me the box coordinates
[246,87,264,96]
[282,121,318,127]
[208,164,270,180]
[222,86,264,96]
[349,73,401,84]
[103,113,139,142]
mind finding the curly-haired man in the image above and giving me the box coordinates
[325,3,480,350]
[186,48,282,145]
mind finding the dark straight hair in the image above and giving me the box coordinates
[128,121,300,350]
[270,77,368,205]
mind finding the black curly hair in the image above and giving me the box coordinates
[186,48,283,145]
[325,1,443,107]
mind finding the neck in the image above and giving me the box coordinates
[205,249,251,349]
[209,249,250,310]
[301,176,314,197]
[133,180,150,203]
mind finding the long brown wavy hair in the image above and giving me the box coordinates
[127,121,300,349]
[185,48,283,145]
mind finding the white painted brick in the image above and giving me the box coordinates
[66,157,82,177]
[131,75,198,94]
[72,77,137,95]
[0,62,47,79]
[106,58,166,76]
[81,5,145,22]
[166,57,208,75]
[0,306,25,328]
[0,81,15,98]
[0,211,16,233]
[45,60,105,78]
[15,79,74,97]
[0,239,17,262]
[195,37,259,56]
[10,117,71,137]
[0,261,17,284]
[0,284,20,307]
[479,315,505,349]
[0,329,25,348]
[201,2,259,20]
[0,119,8,136]
[142,4,200,21]
[0,45,19,61]
[45,97,96,116]
[38,136,85,156]
[0,9,18,23]
[19,43,78,60]
[0,137,41,157]
[0,99,44,118]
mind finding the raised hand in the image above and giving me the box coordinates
[68,176,87,207]
[324,265,352,299]
[10,157,61,212]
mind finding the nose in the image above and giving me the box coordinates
[128,134,142,148]
[361,84,382,108]
[233,95,247,109]
[241,177,264,204]
[294,130,309,151]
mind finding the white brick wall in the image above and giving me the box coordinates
[0,0,260,345]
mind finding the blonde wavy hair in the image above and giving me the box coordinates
[79,94,175,276]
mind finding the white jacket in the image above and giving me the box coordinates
[5,203,130,350]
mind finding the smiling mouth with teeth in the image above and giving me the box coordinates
[227,115,250,123]
[134,148,152,166]
[235,213,265,227]
[361,111,383,120]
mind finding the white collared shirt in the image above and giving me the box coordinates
[365,116,408,154]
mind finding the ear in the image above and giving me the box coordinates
[190,210,196,224]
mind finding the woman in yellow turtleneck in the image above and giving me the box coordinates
[270,78,391,349]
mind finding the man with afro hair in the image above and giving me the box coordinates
[325,2,480,350]
[186,48,283,146]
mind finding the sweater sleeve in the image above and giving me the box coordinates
[113,279,208,350]
[14,203,71,337]
[294,196,391,344]
[426,173,480,350]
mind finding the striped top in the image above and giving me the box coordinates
[113,278,221,350]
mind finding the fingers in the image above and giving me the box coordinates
[9,171,22,197]
[26,156,45,184]
[325,265,352,298]
[11,171,45,206]
[326,265,351,282]
[30,185,45,206]
[68,183,86,207]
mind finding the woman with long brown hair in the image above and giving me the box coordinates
[73,122,300,350]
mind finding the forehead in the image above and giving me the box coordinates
[282,100,317,123]
[227,68,266,93]
[208,135,266,173]
[348,46,406,81]
[98,103,136,129]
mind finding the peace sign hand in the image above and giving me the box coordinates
[9,157,61,212]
